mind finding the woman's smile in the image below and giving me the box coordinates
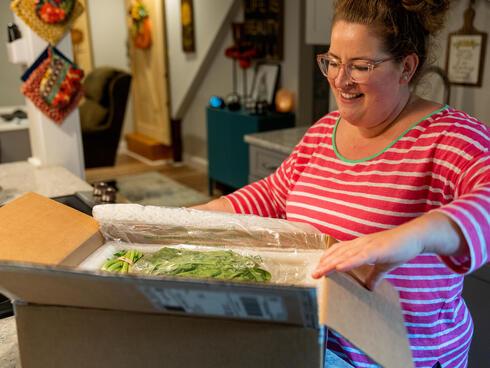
[339,90,363,101]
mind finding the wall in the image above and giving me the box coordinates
[165,0,304,168]
[0,2,26,107]
[87,0,129,72]
[165,0,237,119]
[86,0,133,141]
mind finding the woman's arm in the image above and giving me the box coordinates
[190,197,235,213]
[312,211,469,290]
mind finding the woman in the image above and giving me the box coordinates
[195,0,489,366]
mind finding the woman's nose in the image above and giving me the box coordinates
[334,66,353,88]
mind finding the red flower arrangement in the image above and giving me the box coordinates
[225,45,256,69]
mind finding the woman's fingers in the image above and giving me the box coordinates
[312,240,373,278]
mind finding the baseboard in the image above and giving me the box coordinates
[183,153,208,171]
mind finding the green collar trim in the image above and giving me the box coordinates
[332,105,449,163]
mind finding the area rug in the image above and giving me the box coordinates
[115,171,210,207]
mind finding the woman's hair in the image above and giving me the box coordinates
[332,0,450,82]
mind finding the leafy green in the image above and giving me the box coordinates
[135,247,271,282]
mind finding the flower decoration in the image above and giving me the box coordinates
[130,0,151,49]
[224,46,257,69]
[34,0,74,24]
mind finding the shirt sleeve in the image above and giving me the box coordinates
[224,148,299,219]
[435,153,490,274]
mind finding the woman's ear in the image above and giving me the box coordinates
[400,53,419,84]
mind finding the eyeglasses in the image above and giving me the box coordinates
[316,53,394,84]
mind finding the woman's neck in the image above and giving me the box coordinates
[354,92,415,139]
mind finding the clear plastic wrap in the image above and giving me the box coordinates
[89,204,330,285]
[92,204,327,249]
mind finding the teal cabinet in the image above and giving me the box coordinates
[207,107,294,194]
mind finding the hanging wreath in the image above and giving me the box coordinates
[130,0,151,49]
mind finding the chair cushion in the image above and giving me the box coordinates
[79,99,108,132]
[83,67,118,104]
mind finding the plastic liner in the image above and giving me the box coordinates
[79,242,325,286]
[92,204,328,250]
[89,204,331,285]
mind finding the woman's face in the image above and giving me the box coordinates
[328,21,407,129]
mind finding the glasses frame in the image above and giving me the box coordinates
[316,53,394,84]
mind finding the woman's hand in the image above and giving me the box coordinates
[312,211,467,290]
[312,226,424,290]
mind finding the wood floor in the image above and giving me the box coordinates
[85,154,222,199]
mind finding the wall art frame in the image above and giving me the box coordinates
[445,1,487,87]
[250,63,280,105]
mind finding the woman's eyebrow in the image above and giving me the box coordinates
[327,52,376,62]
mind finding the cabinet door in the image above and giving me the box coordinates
[305,0,333,45]
[249,145,288,181]
[207,110,258,189]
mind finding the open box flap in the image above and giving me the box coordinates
[318,266,415,368]
[0,262,319,328]
[0,192,102,266]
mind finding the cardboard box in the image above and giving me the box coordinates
[0,193,414,368]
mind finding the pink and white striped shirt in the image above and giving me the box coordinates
[225,106,490,368]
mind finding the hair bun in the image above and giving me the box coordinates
[402,0,450,34]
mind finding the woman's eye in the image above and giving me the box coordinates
[328,60,340,68]
[351,63,370,72]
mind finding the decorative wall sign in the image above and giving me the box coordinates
[243,0,284,61]
[181,0,195,52]
[445,1,487,86]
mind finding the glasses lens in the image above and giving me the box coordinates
[318,56,345,81]
[317,56,377,83]
[349,61,372,83]
[317,56,329,77]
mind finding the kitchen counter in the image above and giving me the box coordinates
[0,161,92,206]
[244,126,308,155]
[0,317,19,367]
[244,126,309,183]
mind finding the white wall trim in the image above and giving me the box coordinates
[183,153,208,171]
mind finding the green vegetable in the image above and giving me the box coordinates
[100,249,143,274]
[135,247,271,282]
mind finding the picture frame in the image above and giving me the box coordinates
[181,0,195,52]
[445,3,487,87]
[250,63,280,105]
[243,0,284,60]
[446,33,486,86]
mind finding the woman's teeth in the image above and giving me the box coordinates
[340,92,361,99]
